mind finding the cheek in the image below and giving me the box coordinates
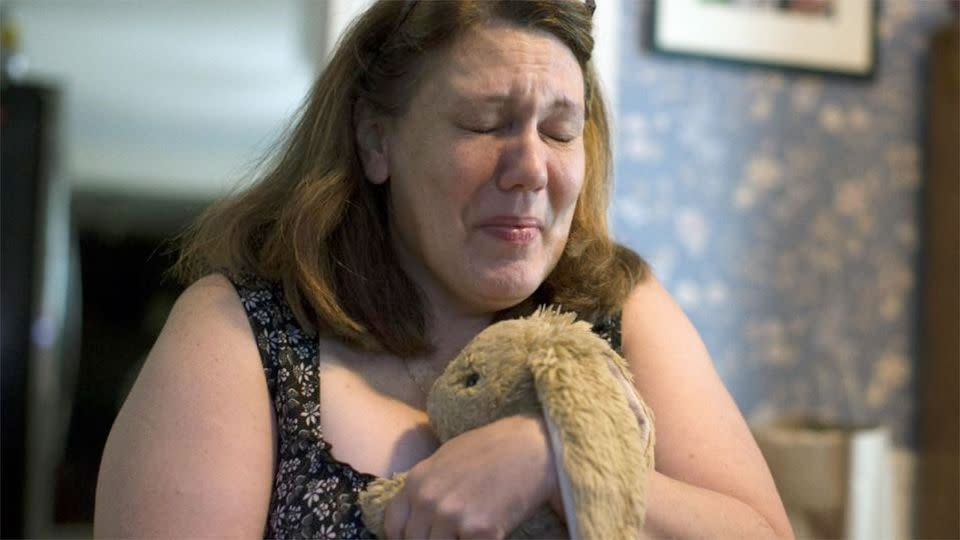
[398,141,484,245]
[395,137,462,216]
[449,137,497,175]
[551,153,586,216]
[445,140,498,200]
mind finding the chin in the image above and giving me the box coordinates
[467,267,545,311]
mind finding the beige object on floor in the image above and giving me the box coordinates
[752,419,894,540]
[359,307,656,539]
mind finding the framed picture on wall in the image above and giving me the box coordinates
[650,0,877,77]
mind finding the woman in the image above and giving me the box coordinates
[95,1,793,538]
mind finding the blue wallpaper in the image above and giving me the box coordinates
[612,0,954,446]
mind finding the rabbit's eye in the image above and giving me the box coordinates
[464,372,480,388]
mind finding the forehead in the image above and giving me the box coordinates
[414,22,585,110]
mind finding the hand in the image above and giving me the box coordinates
[383,414,558,539]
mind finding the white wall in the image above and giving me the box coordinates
[10,0,315,200]
[10,0,620,201]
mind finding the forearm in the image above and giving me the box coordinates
[547,469,788,539]
[533,408,791,540]
[642,469,792,540]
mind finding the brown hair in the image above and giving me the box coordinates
[174,0,648,357]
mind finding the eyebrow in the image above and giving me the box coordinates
[453,92,584,116]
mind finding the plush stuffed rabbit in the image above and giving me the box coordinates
[358,307,656,539]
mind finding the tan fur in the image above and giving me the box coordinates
[358,307,656,539]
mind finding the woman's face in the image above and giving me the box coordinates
[370,22,586,315]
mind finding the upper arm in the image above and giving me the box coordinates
[94,274,277,538]
[620,275,791,537]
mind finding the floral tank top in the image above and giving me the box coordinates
[228,273,623,539]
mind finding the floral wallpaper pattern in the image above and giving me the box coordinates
[612,0,954,446]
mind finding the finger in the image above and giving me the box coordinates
[427,504,459,540]
[427,524,458,540]
[384,491,411,540]
[403,502,433,540]
[459,519,502,540]
[428,521,458,540]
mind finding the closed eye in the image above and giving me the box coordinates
[460,123,500,135]
[461,124,575,142]
[540,121,581,144]
[542,131,577,143]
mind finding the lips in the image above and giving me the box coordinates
[476,216,543,244]
[476,216,543,228]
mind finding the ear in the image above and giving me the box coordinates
[358,473,408,538]
[353,98,390,184]
[529,340,655,540]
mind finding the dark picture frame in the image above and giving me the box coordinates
[650,0,878,78]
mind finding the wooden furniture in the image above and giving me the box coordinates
[915,16,959,540]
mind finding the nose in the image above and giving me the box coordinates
[496,126,548,193]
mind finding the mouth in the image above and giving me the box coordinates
[476,216,543,244]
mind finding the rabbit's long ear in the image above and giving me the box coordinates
[604,349,657,460]
[530,342,655,540]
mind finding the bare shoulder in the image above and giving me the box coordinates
[94,273,276,538]
[620,274,791,535]
[172,272,251,326]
